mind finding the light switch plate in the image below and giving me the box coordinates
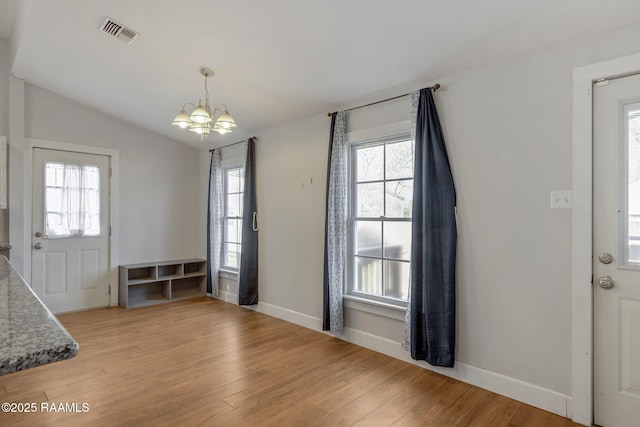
[550,190,572,209]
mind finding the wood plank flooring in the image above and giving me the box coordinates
[0,297,583,426]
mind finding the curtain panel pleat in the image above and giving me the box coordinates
[207,149,223,296]
[322,111,347,334]
[238,138,259,305]
[406,88,457,367]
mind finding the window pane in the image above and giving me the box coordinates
[629,108,640,262]
[355,256,382,295]
[384,260,410,300]
[385,180,413,218]
[384,221,411,260]
[386,140,413,179]
[356,182,383,217]
[227,168,242,193]
[356,145,384,182]
[225,243,241,269]
[44,163,100,238]
[225,219,239,244]
[355,221,382,257]
[227,194,242,217]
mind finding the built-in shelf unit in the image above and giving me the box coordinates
[119,259,207,308]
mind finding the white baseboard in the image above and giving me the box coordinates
[336,327,569,418]
[210,293,572,419]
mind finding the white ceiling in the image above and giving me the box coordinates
[3,0,640,147]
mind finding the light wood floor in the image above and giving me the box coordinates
[0,297,582,427]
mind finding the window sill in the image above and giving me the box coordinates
[219,269,238,279]
[342,295,406,321]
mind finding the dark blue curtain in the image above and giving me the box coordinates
[238,138,259,305]
[409,88,457,367]
[322,113,337,331]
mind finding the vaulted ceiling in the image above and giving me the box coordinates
[3,0,640,147]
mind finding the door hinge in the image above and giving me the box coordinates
[108,285,111,295]
[109,226,112,236]
[109,167,112,177]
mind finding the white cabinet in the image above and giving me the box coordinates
[0,136,6,209]
[119,259,207,308]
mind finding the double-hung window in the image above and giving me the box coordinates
[348,135,414,304]
[223,166,244,270]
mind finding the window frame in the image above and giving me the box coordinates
[346,132,413,307]
[221,164,244,271]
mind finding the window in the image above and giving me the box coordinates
[349,136,413,303]
[223,166,244,269]
[45,162,101,238]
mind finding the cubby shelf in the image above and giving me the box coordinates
[119,259,206,308]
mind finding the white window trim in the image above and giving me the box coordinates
[221,161,244,271]
[343,294,406,321]
[346,132,413,306]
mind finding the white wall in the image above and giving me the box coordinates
[8,81,201,271]
[198,22,640,414]
[24,84,201,264]
[0,38,9,241]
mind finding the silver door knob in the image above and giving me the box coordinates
[598,252,613,264]
[598,276,614,289]
[33,242,42,250]
[34,231,43,238]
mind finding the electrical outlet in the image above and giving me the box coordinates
[550,190,572,209]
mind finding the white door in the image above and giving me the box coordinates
[31,148,110,313]
[594,73,640,426]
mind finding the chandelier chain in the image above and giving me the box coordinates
[204,74,210,109]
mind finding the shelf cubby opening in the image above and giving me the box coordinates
[127,266,156,281]
[158,263,183,279]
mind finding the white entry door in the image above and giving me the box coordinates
[594,73,640,426]
[31,148,110,313]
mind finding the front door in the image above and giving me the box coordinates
[594,73,640,426]
[31,148,110,313]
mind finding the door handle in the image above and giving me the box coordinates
[597,276,614,289]
[33,242,42,250]
[598,252,613,264]
[35,231,43,238]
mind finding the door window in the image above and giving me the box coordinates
[44,162,101,238]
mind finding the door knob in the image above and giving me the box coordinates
[598,276,614,289]
[34,231,43,238]
[33,242,42,250]
[598,252,613,264]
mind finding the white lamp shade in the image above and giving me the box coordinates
[189,122,211,136]
[212,123,231,135]
[171,110,191,128]
[190,103,213,124]
[215,110,237,129]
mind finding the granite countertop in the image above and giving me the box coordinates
[0,256,78,375]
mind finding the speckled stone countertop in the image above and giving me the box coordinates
[0,256,78,375]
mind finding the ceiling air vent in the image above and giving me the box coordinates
[99,17,139,45]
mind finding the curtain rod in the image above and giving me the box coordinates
[209,136,257,152]
[327,83,440,117]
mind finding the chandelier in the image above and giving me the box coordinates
[171,67,237,140]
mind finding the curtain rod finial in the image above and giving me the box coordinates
[432,83,441,91]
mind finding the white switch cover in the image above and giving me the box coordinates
[550,190,572,209]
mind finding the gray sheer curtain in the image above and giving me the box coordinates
[238,138,258,305]
[322,111,346,334]
[206,149,223,296]
[404,88,457,367]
